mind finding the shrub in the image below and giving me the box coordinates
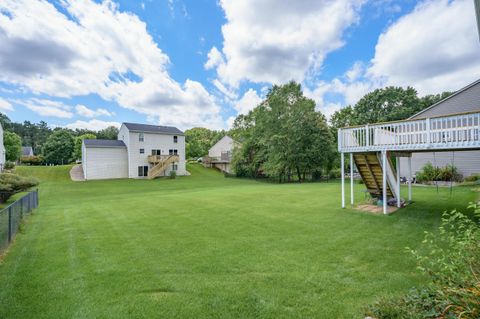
[3,161,15,170]
[464,174,480,183]
[366,205,480,318]
[0,173,39,203]
[169,170,176,179]
[416,162,462,183]
[20,155,44,166]
[328,168,342,179]
[416,162,440,183]
[438,164,462,182]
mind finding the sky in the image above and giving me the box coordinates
[0,0,479,131]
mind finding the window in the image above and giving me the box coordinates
[139,132,144,142]
[138,166,148,177]
[172,163,178,171]
[169,149,178,155]
[173,135,178,143]
[151,149,161,155]
[139,148,145,154]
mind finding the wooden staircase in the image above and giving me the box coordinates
[147,155,179,179]
[353,152,398,199]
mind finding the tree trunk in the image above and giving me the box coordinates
[296,166,302,182]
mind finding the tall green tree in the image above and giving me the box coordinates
[42,130,75,165]
[96,126,119,140]
[232,82,334,182]
[331,88,453,128]
[73,133,96,161]
[4,131,22,162]
[185,127,224,159]
[352,86,420,125]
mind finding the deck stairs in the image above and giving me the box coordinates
[148,155,179,179]
[353,152,399,200]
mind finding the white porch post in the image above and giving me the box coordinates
[350,153,354,206]
[396,156,401,208]
[408,156,412,201]
[341,152,345,208]
[382,151,387,214]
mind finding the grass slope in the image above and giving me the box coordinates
[0,164,477,318]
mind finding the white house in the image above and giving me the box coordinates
[0,122,5,170]
[204,135,236,173]
[399,79,480,179]
[21,146,34,157]
[82,122,187,180]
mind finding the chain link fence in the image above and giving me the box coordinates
[0,190,39,253]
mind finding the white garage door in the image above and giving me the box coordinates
[84,147,128,180]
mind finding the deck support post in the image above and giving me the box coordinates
[341,152,345,208]
[350,153,354,206]
[408,156,412,201]
[396,156,401,208]
[382,151,387,215]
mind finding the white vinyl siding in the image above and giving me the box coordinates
[83,147,128,180]
[208,136,234,158]
[125,130,187,178]
[399,150,480,179]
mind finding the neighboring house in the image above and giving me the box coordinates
[204,135,236,173]
[21,146,34,157]
[0,123,4,170]
[399,79,480,179]
[82,122,187,180]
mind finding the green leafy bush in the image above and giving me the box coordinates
[438,164,462,182]
[366,204,480,318]
[416,162,462,183]
[169,170,176,179]
[464,174,480,183]
[0,173,39,203]
[328,168,342,179]
[3,161,15,170]
[20,155,44,166]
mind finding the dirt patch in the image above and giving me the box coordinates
[355,204,399,215]
[69,164,85,181]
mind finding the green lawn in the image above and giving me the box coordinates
[0,164,477,318]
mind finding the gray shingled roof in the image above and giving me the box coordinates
[83,139,126,148]
[410,78,480,119]
[123,122,184,135]
[21,146,33,156]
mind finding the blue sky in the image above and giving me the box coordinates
[0,0,479,131]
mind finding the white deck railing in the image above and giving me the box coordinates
[338,111,480,152]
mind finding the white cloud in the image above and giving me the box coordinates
[345,61,364,82]
[212,79,237,100]
[0,0,223,129]
[65,119,120,131]
[226,116,236,129]
[308,0,480,119]
[204,47,225,70]
[233,89,263,115]
[207,0,365,87]
[368,0,480,94]
[0,98,13,112]
[75,104,113,118]
[14,98,73,118]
